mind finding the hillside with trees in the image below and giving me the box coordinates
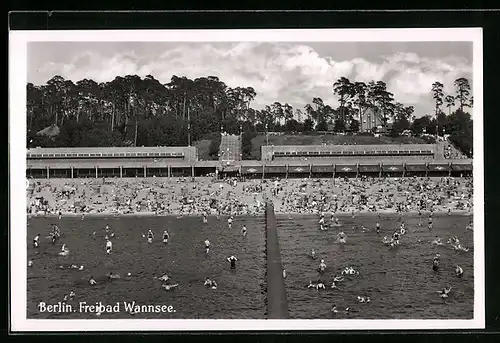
[26,75,473,157]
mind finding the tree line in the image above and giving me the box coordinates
[26,74,473,156]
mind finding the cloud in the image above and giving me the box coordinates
[30,42,473,117]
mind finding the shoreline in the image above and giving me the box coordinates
[26,209,473,219]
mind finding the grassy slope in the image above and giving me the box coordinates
[250,134,428,160]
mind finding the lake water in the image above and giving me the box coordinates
[26,212,473,319]
[27,215,267,319]
[276,213,474,319]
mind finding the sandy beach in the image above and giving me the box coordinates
[27,176,473,218]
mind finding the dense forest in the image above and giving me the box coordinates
[26,74,473,157]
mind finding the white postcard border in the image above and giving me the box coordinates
[9,28,485,331]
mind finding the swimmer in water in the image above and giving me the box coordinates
[307,280,316,289]
[33,234,40,248]
[163,231,169,244]
[28,260,33,267]
[319,216,325,230]
[437,286,452,298]
[107,272,120,281]
[331,281,337,289]
[105,239,112,255]
[316,280,326,290]
[204,239,211,254]
[432,255,440,272]
[92,231,96,239]
[241,225,247,237]
[382,236,392,245]
[455,265,464,278]
[89,276,97,285]
[337,231,347,244]
[400,222,406,235]
[156,274,170,282]
[227,255,238,269]
[147,230,154,243]
[51,232,57,245]
[204,277,213,287]
[392,231,400,245]
[162,284,179,291]
[357,296,371,303]
[333,276,344,283]
[202,278,217,289]
[318,259,327,273]
[311,249,316,260]
[432,236,443,245]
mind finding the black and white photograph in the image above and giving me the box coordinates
[9,28,484,331]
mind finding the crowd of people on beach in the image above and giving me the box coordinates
[27,174,473,218]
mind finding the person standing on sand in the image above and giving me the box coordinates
[204,239,211,254]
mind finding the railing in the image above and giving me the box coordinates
[272,150,434,158]
[27,152,185,159]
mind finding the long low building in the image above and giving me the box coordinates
[26,158,472,179]
[27,146,199,161]
[261,144,437,161]
[26,146,472,179]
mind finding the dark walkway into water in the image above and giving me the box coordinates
[265,203,289,319]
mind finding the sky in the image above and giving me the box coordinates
[27,41,473,118]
